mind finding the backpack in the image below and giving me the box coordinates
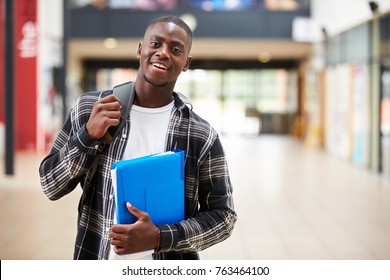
[86,81,135,182]
[101,81,135,144]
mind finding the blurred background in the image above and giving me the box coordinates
[1,0,390,260]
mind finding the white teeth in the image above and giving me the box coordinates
[153,63,167,70]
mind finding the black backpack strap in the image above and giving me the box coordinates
[101,81,135,144]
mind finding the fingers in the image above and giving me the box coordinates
[110,237,122,247]
[126,202,150,221]
[109,224,141,254]
[95,95,122,115]
[110,223,128,234]
[109,226,128,253]
[110,235,126,255]
[109,205,157,254]
[100,94,121,104]
[86,95,122,140]
[113,246,126,255]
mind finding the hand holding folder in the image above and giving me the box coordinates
[111,150,185,225]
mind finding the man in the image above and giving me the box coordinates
[39,15,236,260]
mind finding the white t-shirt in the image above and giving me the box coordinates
[109,100,174,260]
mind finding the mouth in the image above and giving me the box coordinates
[152,62,169,71]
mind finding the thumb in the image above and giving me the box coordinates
[126,202,149,221]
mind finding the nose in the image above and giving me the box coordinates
[156,44,169,58]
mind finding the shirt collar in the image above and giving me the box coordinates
[173,91,193,111]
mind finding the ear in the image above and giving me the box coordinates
[136,42,142,59]
[182,56,192,72]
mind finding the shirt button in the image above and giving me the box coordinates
[122,134,126,139]
[106,227,110,232]
[109,195,113,200]
[94,144,99,149]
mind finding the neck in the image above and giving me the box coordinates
[134,80,174,108]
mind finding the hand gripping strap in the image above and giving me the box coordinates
[101,81,135,144]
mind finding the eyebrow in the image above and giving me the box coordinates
[149,35,186,49]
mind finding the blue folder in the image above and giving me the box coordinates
[111,150,185,225]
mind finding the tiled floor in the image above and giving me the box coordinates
[1,135,390,260]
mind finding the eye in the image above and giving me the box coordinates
[172,47,182,54]
[150,41,159,48]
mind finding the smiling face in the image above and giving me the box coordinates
[136,21,192,88]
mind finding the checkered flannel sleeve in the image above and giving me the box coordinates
[39,94,106,200]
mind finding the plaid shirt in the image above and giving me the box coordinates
[39,89,237,260]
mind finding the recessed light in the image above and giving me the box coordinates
[103,38,118,49]
[258,52,271,63]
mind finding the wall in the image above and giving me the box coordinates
[304,9,390,176]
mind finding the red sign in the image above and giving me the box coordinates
[15,0,38,150]
[0,0,4,124]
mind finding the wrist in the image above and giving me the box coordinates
[155,226,161,252]
[85,123,100,141]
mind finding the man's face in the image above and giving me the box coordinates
[137,21,192,88]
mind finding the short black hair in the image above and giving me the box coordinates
[147,15,193,46]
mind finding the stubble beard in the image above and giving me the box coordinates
[143,73,169,88]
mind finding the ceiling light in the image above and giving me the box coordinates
[103,38,118,49]
[258,52,271,63]
[180,13,197,32]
